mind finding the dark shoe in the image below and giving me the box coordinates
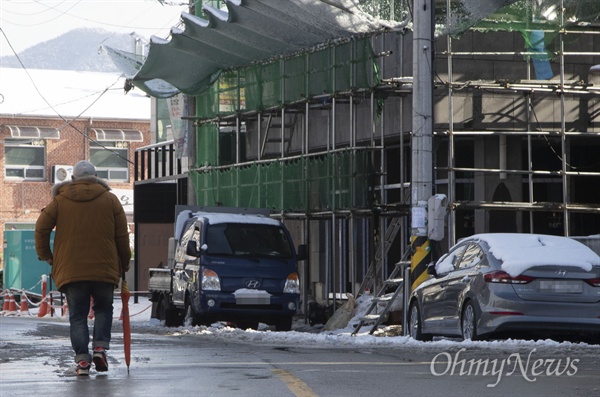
[92,347,108,372]
[76,360,91,376]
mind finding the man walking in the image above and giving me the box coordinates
[35,160,131,375]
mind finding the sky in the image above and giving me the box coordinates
[0,0,189,57]
[0,68,151,117]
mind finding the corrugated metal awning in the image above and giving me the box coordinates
[92,128,143,142]
[7,125,60,139]
[105,0,402,98]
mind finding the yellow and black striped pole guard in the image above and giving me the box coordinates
[410,235,431,291]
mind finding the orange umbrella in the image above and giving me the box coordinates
[121,275,131,373]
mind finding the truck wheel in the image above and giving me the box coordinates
[184,299,200,327]
[159,294,182,327]
[275,316,293,332]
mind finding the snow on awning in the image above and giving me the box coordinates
[7,125,60,139]
[91,128,143,142]
[105,0,401,98]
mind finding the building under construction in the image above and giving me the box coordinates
[108,0,600,315]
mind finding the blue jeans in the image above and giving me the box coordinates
[63,281,114,363]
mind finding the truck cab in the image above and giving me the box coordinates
[149,208,306,331]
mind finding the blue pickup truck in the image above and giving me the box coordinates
[148,207,306,331]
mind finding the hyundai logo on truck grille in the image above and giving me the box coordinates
[246,280,261,288]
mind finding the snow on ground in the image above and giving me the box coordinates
[12,292,598,352]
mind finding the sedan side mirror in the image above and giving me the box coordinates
[426,263,438,277]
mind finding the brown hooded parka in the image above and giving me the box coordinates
[35,177,131,291]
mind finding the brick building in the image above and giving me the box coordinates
[0,68,151,268]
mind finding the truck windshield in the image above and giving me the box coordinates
[205,223,293,259]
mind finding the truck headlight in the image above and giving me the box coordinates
[202,269,221,291]
[283,273,300,294]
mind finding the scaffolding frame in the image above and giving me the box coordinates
[186,40,409,309]
[135,0,600,314]
[438,0,600,245]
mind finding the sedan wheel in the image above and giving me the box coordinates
[461,301,478,341]
[409,302,430,341]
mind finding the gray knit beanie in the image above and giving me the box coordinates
[72,160,96,179]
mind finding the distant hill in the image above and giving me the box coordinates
[0,28,138,72]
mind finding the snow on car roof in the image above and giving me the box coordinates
[195,212,280,226]
[174,210,281,240]
[466,233,600,276]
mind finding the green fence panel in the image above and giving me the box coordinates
[196,83,219,119]
[355,37,378,88]
[243,66,262,111]
[219,70,241,115]
[197,38,378,118]
[261,62,282,109]
[308,48,333,98]
[191,170,216,207]
[238,164,260,208]
[335,42,352,92]
[282,159,306,210]
[263,161,282,209]
[191,151,374,212]
[284,55,307,104]
[218,168,237,206]
[354,150,370,208]
[197,123,219,167]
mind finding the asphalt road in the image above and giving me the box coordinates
[1,316,599,397]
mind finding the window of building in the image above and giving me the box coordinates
[4,126,60,181]
[4,138,46,180]
[89,128,142,183]
[90,141,129,182]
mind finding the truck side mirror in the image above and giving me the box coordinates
[186,240,200,257]
[297,244,307,261]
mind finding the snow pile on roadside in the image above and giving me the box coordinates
[19,294,598,350]
[118,295,599,350]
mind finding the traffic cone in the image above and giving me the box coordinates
[1,291,9,313]
[38,295,49,317]
[19,291,29,316]
[7,292,19,314]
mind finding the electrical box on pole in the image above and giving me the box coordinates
[427,194,447,241]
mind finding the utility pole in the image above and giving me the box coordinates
[410,0,434,292]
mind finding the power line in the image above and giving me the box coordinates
[0,27,134,165]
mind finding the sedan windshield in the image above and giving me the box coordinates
[205,223,293,258]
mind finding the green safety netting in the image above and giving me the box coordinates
[195,36,378,120]
[190,36,379,211]
[189,150,374,211]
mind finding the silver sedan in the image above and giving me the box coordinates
[408,233,600,341]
